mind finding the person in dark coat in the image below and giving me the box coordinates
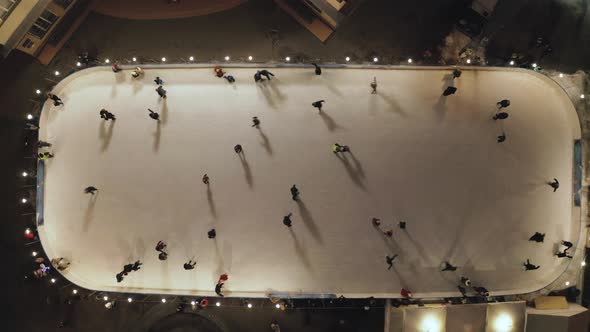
[492,112,509,120]
[132,260,142,271]
[441,261,457,271]
[497,99,510,108]
[312,63,322,75]
[84,186,98,194]
[215,283,224,297]
[183,260,197,270]
[234,144,243,154]
[290,185,300,201]
[548,178,559,192]
[259,70,274,80]
[524,259,540,270]
[452,68,462,78]
[254,72,262,82]
[154,77,164,85]
[224,75,235,83]
[529,232,545,242]
[148,109,160,121]
[442,86,457,96]
[312,100,325,112]
[155,241,167,252]
[208,229,216,239]
[123,264,133,274]
[156,85,167,98]
[561,240,573,250]
[251,116,260,128]
[497,133,506,143]
[473,286,489,296]
[158,252,168,260]
[283,213,293,227]
[116,273,124,283]
[386,254,398,270]
[556,251,573,258]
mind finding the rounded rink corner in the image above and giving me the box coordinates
[37,64,583,299]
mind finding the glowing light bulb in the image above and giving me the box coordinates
[275,303,280,309]
[32,251,37,256]
[345,57,350,62]
[22,172,28,177]
[76,62,81,67]
[21,198,27,203]
[407,58,412,63]
[103,296,108,301]
[285,57,290,62]
[105,59,110,64]
[50,278,56,283]
[35,89,41,94]
[161,57,166,62]
[161,298,166,303]
[132,57,137,62]
[127,297,133,302]
[373,57,378,63]
[509,60,514,66]
[216,302,221,307]
[54,71,60,76]
[189,56,194,61]
[224,56,230,61]
[248,56,253,61]
[72,289,78,294]
[466,59,471,64]
[26,114,33,120]
[247,303,252,308]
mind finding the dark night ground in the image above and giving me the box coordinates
[1,0,589,330]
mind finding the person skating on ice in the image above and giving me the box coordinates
[46,93,63,106]
[371,217,381,227]
[122,263,133,275]
[441,261,457,271]
[84,186,98,195]
[251,116,260,128]
[493,112,509,120]
[548,178,559,192]
[283,213,293,227]
[556,251,573,258]
[312,100,325,112]
[38,152,54,160]
[259,70,274,80]
[442,86,457,96]
[496,99,510,109]
[386,254,398,270]
[312,63,321,75]
[528,232,545,242]
[202,174,209,185]
[131,260,142,271]
[148,109,160,121]
[208,229,216,239]
[452,68,462,78]
[223,75,235,83]
[370,77,377,94]
[290,185,300,201]
[215,282,224,297]
[460,276,471,286]
[183,260,197,270]
[155,240,167,252]
[497,133,506,143]
[561,240,573,251]
[457,285,467,297]
[234,144,243,154]
[524,259,540,270]
[473,286,489,297]
[154,76,164,85]
[156,85,167,98]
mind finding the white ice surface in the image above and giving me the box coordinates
[38,66,581,298]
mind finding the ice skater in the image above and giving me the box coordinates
[234,144,243,154]
[223,75,235,83]
[251,116,260,128]
[183,260,197,270]
[84,186,98,195]
[131,260,142,271]
[122,263,133,275]
[116,273,124,283]
[38,151,53,159]
[100,109,116,121]
[497,99,511,109]
[442,86,457,96]
[214,66,225,78]
[524,259,540,270]
[158,252,168,260]
[259,70,274,80]
[131,67,144,78]
[156,85,167,98]
[400,288,413,299]
[215,282,225,297]
[38,152,54,160]
[460,276,471,286]
[154,76,164,85]
[254,71,262,82]
[473,286,489,297]
[155,240,167,253]
[528,232,545,243]
[312,63,321,75]
[202,174,209,185]
[283,213,293,227]
[457,285,467,297]
[111,63,121,72]
[148,109,160,121]
[556,251,573,258]
[46,93,63,106]
[548,178,559,192]
[386,254,398,270]
[441,261,457,271]
[37,140,52,148]
[332,143,349,153]
[370,77,377,94]
[208,229,216,239]
[290,185,300,201]
[497,133,506,143]
[398,221,407,229]
[492,112,509,120]
[312,100,325,112]
[452,68,462,78]
[383,229,393,237]
[372,217,381,226]
[561,240,573,251]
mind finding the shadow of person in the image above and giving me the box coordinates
[99,120,115,153]
[161,99,168,125]
[257,83,276,109]
[207,185,217,219]
[82,195,98,232]
[239,153,253,189]
[319,111,340,132]
[378,93,406,116]
[433,95,447,121]
[289,228,312,271]
[153,121,161,152]
[336,153,366,190]
[347,150,366,179]
[258,130,273,156]
[296,200,323,244]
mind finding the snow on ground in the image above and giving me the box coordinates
[38,65,581,298]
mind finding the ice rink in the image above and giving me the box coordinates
[38,65,581,298]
